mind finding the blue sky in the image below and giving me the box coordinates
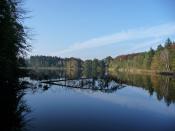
[25,0,175,59]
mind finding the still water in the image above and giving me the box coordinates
[11,70,175,130]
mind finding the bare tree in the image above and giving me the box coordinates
[160,49,170,71]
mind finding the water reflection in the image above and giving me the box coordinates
[23,68,81,80]
[23,70,175,131]
[42,77,125,93]
[110,72,175,106]
[0,80,31,131]
[24,69,175,106]
[2,69,175,131]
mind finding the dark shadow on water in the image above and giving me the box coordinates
[0,80,31,131]
[1,69,175,131]
[24,70,175,106]
[23,69,175,106]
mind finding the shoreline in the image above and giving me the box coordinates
[20,67,175,77]
[19,67,65,70]
[109,68,175,76]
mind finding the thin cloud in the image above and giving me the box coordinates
[54,23,175,56]
[125,38,164,54]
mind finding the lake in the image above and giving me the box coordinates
[5,69,175,131]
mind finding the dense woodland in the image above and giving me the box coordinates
[109,38,175,73]
[26,56,112,77]
[27,56,82,68]
[26,39,175,75]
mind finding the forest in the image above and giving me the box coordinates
[109,38,175,74]
[25,38,175,76]
[25,56,112,78]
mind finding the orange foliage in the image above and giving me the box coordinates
[115,53,143,61]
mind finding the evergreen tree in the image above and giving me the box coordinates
[165,38,172,48]
[0,0,30,82]
[157,44,163,51]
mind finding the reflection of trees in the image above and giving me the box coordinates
[110,72,175,105]
[42,77,125,93]
[27,67,104,81]
[0,81,31,131]
[151,75,175,106]
[27,69,175,105]
[65,68,81,79]
[27,69,66,80]
[26,69,82,80]
[82,59,105,78]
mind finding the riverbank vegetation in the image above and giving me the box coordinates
[109,38,175,74]
[25,39,175,76]
[25,56,109,78]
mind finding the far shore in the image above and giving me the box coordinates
[20,67,175,77]
[109,68,175,76]
[19,67,65,70]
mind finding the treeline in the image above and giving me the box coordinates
[25,38,175,75]
[26,56,113,77]
[27,56,82,69]
[82,59,106,77]
[109,38,175,73]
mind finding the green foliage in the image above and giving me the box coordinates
[82,60,93,77]
[26,39,175,75]
[28,56,82,70]
[157,44,163,51]
[109,39,175,72]
[28,56,106,78]
[165,38,172,48]
[82,59,105,78]
[110,72,175,105]
[29,56,65,67]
